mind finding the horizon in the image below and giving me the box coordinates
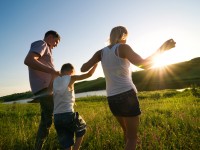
[1,57,199,98]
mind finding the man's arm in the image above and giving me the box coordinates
[24,52,59,75]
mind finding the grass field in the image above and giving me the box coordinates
[0,88,199,150]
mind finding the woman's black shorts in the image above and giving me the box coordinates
[107,89,141,117]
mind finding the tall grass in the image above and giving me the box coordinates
[0,89,199,150]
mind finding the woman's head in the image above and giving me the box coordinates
[109,26,128,45]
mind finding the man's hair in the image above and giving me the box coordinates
[61,63,74,73]
[44,30,61,40]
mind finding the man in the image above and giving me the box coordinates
[24,30,61,150]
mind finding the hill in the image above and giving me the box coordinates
[132,57,200,90]
[75,57,200,92]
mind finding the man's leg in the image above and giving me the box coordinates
[35,95,54,150]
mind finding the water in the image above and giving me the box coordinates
[76,90,106,98]
[3,90,107,104]
[176,88,190,92]
[3,88,189,104]
[4,98,34,104]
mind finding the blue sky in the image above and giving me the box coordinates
[0,0,200,97]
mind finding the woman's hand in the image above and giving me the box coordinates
[88,63,98,76]
[159,39,176,52]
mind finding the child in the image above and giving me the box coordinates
[53,63,97,150]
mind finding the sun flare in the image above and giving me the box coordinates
[128,28,190,71]
[153,55,169,68]
[152,51,179,68]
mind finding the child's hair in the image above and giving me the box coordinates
[61,63,74,73]
[109,26,128,45]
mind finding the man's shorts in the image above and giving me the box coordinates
[54,112,86,149]
[107,89,141,117]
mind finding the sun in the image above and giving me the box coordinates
[153,55,169,68]
[152,53,176,68]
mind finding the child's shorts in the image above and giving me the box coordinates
[54,112,86,149]
[107,89,141,117]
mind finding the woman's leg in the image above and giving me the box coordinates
[115,116,139,150]
[115,116,127,143]
[124,116,139,150]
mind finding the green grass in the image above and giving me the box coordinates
[0,89,199,150]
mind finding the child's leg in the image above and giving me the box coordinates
[73,136,84,150]
[73,112,86,150]
[65,146,72,150]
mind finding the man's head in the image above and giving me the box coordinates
[44,30,61,49]
[61,63,75,75]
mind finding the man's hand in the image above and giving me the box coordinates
[52,70,61,79]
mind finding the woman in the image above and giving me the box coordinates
[81,26,176,150]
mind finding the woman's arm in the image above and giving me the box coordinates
[81,50,101,72]
[70,64,98,86]
[120,39,176,69]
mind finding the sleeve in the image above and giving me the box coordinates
[30,40,47,57]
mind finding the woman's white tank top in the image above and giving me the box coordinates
[101,44,137,96]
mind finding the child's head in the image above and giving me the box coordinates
[61,63,75,75]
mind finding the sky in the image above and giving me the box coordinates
[0,0,200,97]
